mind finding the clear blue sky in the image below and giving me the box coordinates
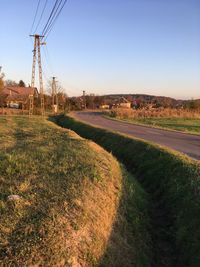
[0,0,200,99]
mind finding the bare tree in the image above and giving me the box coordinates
[0,72,5,107]
[5,79,18,86]
[0,70,5,92]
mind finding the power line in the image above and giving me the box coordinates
[44,0,68,40]
[30,0,41,34]
[42,0,68,40]
[42,0,60,36]
[45,45,54,74]
[29,0,70,102]
[42,0,64,37]
[42,45,54,77]
[33,0,49,34]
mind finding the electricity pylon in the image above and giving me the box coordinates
[51,77,58,114]
[30,34,45,115]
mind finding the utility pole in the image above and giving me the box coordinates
[30,34,46,115]
[51,76,58,114]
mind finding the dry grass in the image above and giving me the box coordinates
[0,108,29,115]
[106,108,200,134]
[108,108,200,119]
[0,116,149,266]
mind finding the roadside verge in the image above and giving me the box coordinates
[54,114,200,266]
[0,116,150,267]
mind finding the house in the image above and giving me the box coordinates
[114,97,131,109]
[2,86,38,108]
[119,97,131,108]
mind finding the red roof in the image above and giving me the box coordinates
[6,94,28,101]
[3,86,38,96]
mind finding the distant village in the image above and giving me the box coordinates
[0,78,200,113]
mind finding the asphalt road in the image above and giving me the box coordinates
[72,111,200,160]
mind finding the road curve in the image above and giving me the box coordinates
[72,111,200,160]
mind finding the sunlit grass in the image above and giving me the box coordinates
[0,116,149,266]
[106,108,200,134]
[129,117,200,134]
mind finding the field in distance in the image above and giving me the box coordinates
[106,108,200,135]
[0,116,149,266]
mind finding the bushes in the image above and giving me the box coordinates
[55,114,200,266]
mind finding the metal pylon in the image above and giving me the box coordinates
[29,95,34,116]
[30,34,45,116]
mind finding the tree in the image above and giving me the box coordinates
[46,79,64,95]
[0,79,4,98]
[86,94,95,109]
[93,95,104,107]
[0,78,4,92]
[0,74,5,107]
[5,79,18,86]
[18,80,26,87]
[46,79,69,111]
[0,71,5,94]
[68,97,82,110]
[186,99,200,111]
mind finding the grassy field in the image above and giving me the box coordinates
[114,117,200,134]
[56,114,200,266]
[106,108,200,134]
[0,116,150,266]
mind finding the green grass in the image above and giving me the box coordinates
[108,116,200,135]
[55,114,200,267]
[0,116,150,266]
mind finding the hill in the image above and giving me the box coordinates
[104,94,184,108]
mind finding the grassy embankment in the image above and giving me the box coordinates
[0,116,150,267]
[106,108,200,134]
[55,114,200,267]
